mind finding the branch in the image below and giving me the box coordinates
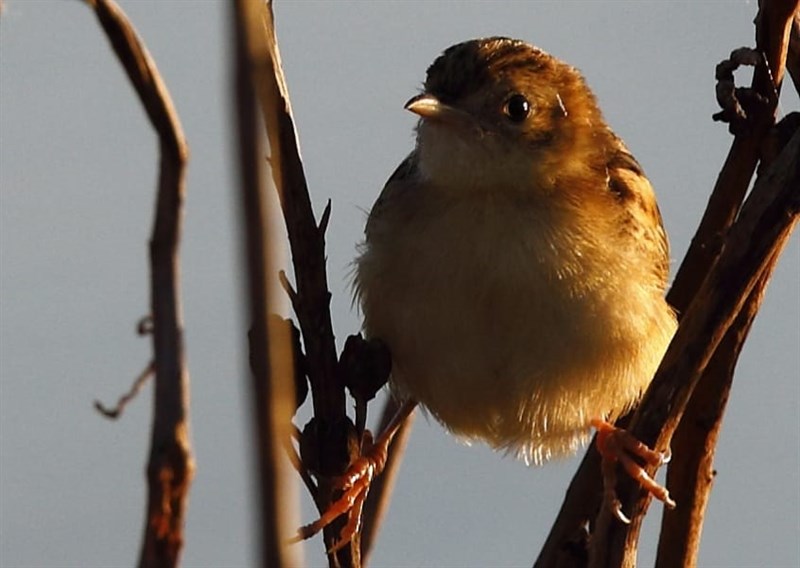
[787,10,800,95]
[652,1,799,563]
[537,3,799,565]
[654,255,776,567]
[669,0,796,312]
[360,398,415,566]
[245,2,358,566]
[590,126,800,568]
[86,1,193,566]
[232,1,300,567]
[256,3,342,426]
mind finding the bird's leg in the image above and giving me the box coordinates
[591,418,675,524]
[293,399,418,550]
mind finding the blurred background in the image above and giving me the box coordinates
[1,2,798,567]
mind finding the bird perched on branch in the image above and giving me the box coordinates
[303,36,677,549]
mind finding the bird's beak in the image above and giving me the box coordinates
[404,94,465,123]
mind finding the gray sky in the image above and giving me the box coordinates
[1,1,798,567]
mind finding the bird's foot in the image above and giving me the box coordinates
[591,418,675,524]
[291,429,386,553]
[292,400,417,552]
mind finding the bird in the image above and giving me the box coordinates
[302,36,677,548]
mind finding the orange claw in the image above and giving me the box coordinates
[592,418,675,524]
[292,400,417,550]
[290,435,382,549]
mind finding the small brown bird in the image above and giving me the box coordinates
[303,36,677,547]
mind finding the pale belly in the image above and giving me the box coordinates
[356,196,676,464]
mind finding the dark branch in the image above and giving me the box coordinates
[539,2,799,566]
[86,1,194,566]
[232,1,301,567]
[590,127,799,568]
[360,397,416,566]
[253,3,360,566]
[654,261,774,567]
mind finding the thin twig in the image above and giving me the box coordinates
[279,270,300,306]
[255,3,359,566]
[654,259,775,568]
[283,435,321,507]
[589,128,799,568]
[669,0,795,312]
[647,4,800,564]
[255,3,343,426]
[232,1,300,567]
[86,1,193,566]
[360,397,415,566]
[318,199,333,236]
[537,3,799,565]
[787,11,800,95]
[94,361,155,419]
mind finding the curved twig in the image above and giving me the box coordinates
[87,1,193,566]
[94,361,155,419]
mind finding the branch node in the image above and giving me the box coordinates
[137,314,154,335]
[278,270,299,306]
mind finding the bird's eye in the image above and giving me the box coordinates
[503,94,530,123]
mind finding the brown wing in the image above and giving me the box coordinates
[606,138,671,287]
[365,151,419,241]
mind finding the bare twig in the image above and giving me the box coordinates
[232,1,300,567]
[590,127,800,568]
[255,3,343,426]
[360,397,415,566]
[535,447,602,567]
[86,1,194,567]
[94,361,155,419]
[647,3,800,563]
[278,270,300,306]
[787,11,800,95]
[654,258,776,568]
[537,3,799,565]
[283,435,321,508]
[318,199,333,236]
[669,0,796,312]
[253,3,360,566]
